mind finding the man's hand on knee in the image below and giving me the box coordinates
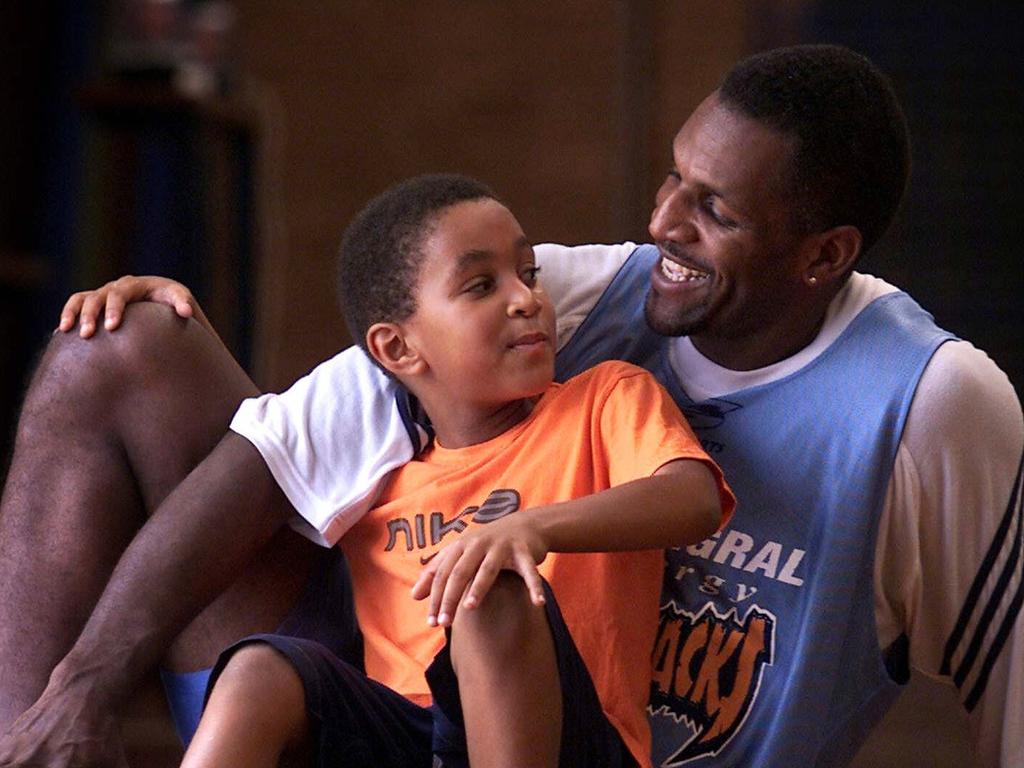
[58,275,203,338]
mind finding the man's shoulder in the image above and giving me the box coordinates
[535,242,642,350]
[910,340,1021,436]
[534,241,639,270]
[847,277,1017,424]
[534,243,641,300]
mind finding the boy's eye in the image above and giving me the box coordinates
[464,277,494,295]
[521,265,541,287]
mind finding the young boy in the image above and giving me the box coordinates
[180,174,734,768]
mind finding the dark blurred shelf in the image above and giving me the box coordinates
[72,79,261,373]
[78,81,257,130]
[0,251,50,288]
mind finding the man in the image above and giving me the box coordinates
[0,44,1020,766]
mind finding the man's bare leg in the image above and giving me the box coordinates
[450,573,561,768]
[0,303,320,728]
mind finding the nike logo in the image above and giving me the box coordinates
[420,552,440,565]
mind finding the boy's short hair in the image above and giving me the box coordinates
[337,173,497,356]
[719,44,910,258]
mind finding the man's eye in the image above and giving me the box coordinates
[656,170,681,200]
[702,197,737,229]
[465,278,494,294]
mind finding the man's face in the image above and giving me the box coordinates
[402,199,556,410]
[645,93,813,368]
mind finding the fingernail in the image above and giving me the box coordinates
[427,615,437,627]
[438,612,450,626]
[463,596,477,609]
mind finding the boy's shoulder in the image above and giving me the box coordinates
[560,359,657,391]
[550,360,672,414]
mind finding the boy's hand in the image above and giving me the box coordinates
[58,276,197,337]
[411,513,549,627]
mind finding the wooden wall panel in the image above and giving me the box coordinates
[643,2,748,208]
[235,1,648,388]
[232,1,751,388]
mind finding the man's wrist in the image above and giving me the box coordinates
[47,650,131,712]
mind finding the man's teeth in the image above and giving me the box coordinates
[661,257,709,283]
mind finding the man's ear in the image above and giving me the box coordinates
[802,224,862,287]
[365,322,426,377]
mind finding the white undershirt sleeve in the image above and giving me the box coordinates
[534,242,635,351]
[230,345,424,547]
[875,340,1023,766]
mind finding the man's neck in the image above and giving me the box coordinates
[691,299,834,371]
[691,325,818,371]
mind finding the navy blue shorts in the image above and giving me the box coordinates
[162,545,364,743]
[206,580,637,768]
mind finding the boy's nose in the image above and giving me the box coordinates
[507,282,541,317]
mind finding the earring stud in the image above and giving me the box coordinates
[808,276,818,285]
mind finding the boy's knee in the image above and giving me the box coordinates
[201,643,311,753]
[215,643,304,702]
[450,573,547,663]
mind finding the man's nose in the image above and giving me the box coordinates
[649,189,698,243]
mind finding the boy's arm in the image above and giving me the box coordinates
[412,457,726,627]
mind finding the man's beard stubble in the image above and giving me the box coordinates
[643,286,711,339]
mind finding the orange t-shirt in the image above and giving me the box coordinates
[340,360,734,767]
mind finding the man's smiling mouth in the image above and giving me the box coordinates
[660,257,710,283]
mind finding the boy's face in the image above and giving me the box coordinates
[400,198,556,409]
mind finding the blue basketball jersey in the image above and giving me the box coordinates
[555,244,955,767]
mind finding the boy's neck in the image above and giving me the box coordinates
[419,395,539,449]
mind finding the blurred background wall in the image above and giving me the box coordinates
[0,1,1020,765]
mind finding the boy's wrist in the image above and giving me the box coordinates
[518,506,556,559]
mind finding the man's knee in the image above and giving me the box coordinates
[31,304,192,394]
[14,304,198,439]
[71,303,202,376]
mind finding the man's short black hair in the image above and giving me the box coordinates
[719,44,910,257]
[338,173,496,356]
